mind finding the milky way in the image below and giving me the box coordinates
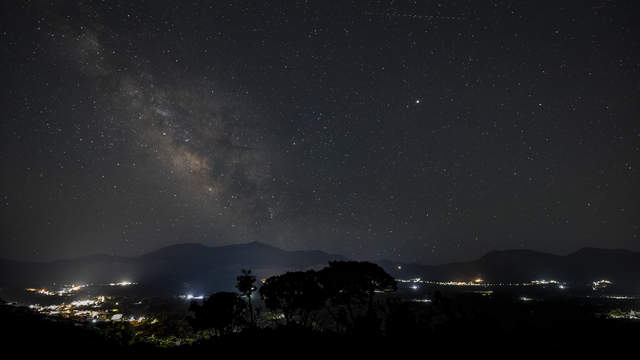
[1,1,639,263]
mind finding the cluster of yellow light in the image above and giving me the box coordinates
[531,279,559,285]
[25,283,88,296]
[128,316,147,323]
[609,310,639,320]
[29,303,104,318]
[604,295,635,300]
[442,281,483,286]
[28,282,136,295]
[25,288,55,296]
[57,284,87,295]
[396,277,421,283]
[398,278,567,288]
[29,298,102,317]
[26,294,148,324]
[592,279,612,291]
[70,298,102,307]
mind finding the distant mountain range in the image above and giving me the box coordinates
[0,242,345,295]
[379,248,640,293]
[1,243,639,295]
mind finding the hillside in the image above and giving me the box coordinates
[0,241,345,294]
[380,248,640,292]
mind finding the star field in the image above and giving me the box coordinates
[1,1,639,264]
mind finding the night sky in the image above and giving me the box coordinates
[1,1,639,264]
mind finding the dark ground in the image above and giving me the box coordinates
[2,294,639,357]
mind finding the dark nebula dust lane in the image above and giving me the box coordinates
[1,1,639,263]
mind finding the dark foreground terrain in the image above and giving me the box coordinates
[3,293,639,356]
[2,258,639,356]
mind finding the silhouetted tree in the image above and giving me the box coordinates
[318,261,397,331]
[236,269,257,326]
[188,292,246,336]
[385,298,421,338]
[259,270,325,326]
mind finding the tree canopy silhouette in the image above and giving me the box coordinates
[259,270,325,326]
[236,269,257,326]
[188,292,246,336]
[318,261,397,330]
